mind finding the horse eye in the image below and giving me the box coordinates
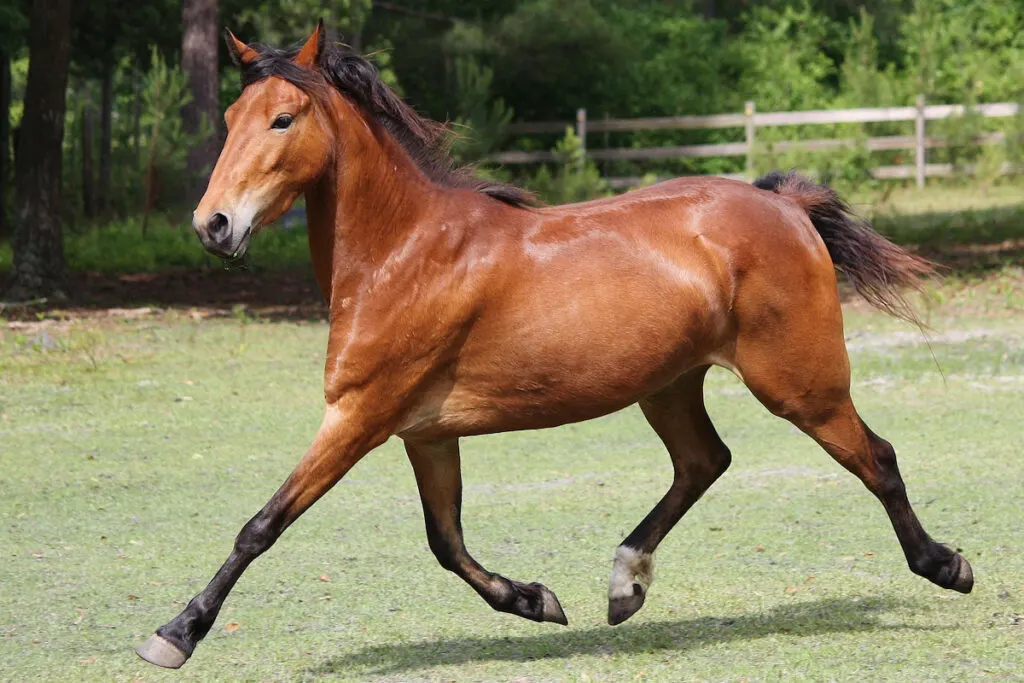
[271,114,294,130]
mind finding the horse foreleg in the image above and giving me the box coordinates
[404,438,568,625]
[136,404,386,669]
[609,367,732,625]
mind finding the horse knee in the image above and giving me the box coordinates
[678,442,731,485]
[234,511,280,557]
[867,435,906,499]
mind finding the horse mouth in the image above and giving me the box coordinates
[229,228,253,259]
[204,227,253,262]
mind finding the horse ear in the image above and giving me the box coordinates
[226,29,258,66]
[294,19,326,68]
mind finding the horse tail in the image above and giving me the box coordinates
[753,170,936,326]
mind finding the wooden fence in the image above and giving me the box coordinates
[493,99,1022,188]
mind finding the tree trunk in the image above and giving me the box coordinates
[98,66,113,215]
[6,0,74,301]
[133,67,141,165]
[0,51,10,239]
[181,0,220,199]
[81,98,95,220]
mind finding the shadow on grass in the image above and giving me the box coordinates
[308,595,929,677]
[873,202,1024,272]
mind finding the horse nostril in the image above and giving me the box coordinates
[207,212,230,241]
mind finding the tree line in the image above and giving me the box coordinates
[1,0,1022,300]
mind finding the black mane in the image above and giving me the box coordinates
[235,36,535,208]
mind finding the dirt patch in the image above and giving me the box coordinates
[1,269,328,322]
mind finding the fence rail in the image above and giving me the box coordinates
[495,99,1021,188]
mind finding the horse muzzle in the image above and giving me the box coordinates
[192,211,252,260]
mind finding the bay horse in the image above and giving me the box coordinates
[136,23,973,669]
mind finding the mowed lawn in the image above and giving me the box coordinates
[1,271,1022,681]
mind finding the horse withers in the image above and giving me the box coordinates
[136,23,972,669]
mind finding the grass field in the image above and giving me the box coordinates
[1,270,1023,681]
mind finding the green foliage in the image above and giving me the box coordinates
[139,47,211,216]
[1005,105,1024,169]
[235,0,371,46]
[1,213,309,274]
[839,9,903,107]
[489,0,634,121]
[449,56,513,164]
[760,140,879,197]
[364,42,401,92]
[734,2,838,112]
[613,8,734,117]
[140,48,194,168]
[71,0,181,79]
[6,54,28,130]
[0,0,27,53]
[902,0,1024,104]
[66,215,216,272]
[525,127,608,204]
[935,101,988,174]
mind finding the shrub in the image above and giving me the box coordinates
[524,127,608,204]
[0,214,313,275]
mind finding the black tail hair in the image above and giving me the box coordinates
[753,170,936,325]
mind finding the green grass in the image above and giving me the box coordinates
[0,213,312,274]
[852,181,1024,216]
[873,204,1024,253]
[1,278,1023,681]
[849,181,1024,252]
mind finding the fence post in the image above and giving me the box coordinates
[745,100,756,180]
[576,107,587,150]
[915,95,926,189]
[602,111,610,176]
[575,107,587,174]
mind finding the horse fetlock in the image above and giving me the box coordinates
[607,546,653,625]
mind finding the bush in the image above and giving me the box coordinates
[0,215,312,275]
[139,47,211,228]
[524,127,609,204]
[449,57,514,165]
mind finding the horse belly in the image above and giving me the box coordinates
[398,275,726,438]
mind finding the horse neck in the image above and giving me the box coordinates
[304,93,445,306]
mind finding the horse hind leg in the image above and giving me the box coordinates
[609,366,732,625]
[733,321,974,594]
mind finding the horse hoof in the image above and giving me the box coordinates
[952,554,974,594]
[135,634,189,669]
[608,589,646,626]
[539,585,569,625]
[607,546,653,625]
